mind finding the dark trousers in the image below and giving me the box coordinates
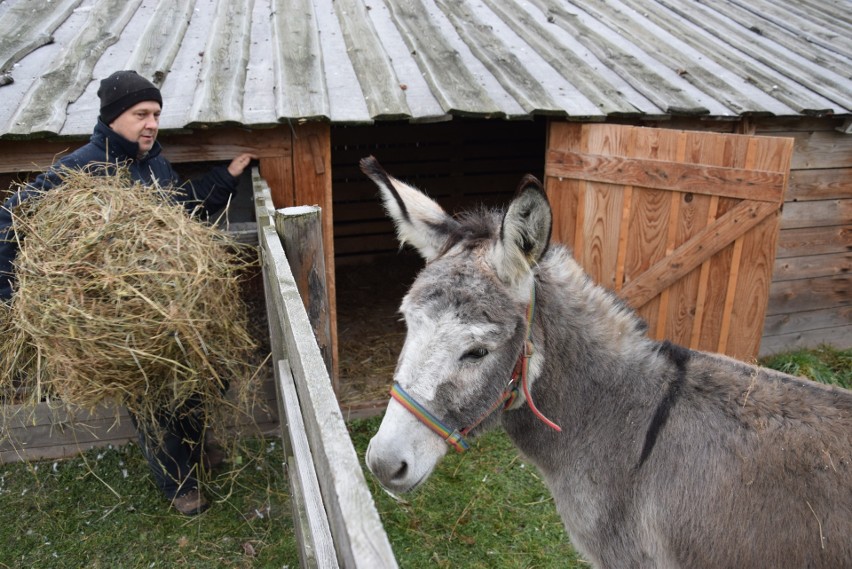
[128,398,204,500]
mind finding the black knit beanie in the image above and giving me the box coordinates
[97,70,162,125]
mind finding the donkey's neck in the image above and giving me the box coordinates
[506,247,665,464]
[536,248,654,369]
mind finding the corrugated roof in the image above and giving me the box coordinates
[0,0,849,139]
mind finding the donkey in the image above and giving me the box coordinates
[360,156,852,569]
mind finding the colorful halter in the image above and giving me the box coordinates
[389,284,561,453]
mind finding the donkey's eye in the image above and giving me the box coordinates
[462,347,488,361]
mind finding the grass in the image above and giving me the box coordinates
[347,417,583,568]
[0,438,298,569]
[759,344,850,389]
[0,346,848,568]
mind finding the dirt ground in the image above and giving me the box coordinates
[243,250,422,410]
[335,253,423,406]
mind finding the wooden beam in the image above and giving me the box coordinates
[620,200,781,310]
[545,148,790,202]
[292,123,338,384]
[0,126,293,173]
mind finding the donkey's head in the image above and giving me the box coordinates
[361,156,552,494]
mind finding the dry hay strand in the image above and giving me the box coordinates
[0,167,261,432]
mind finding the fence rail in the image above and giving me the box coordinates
[253,170,397,568]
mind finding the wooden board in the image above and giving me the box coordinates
[1,374,278,464]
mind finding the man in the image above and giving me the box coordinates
[0,70,257,515]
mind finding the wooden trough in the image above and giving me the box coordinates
[0,170,398,568]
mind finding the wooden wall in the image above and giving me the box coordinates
[753,118,851,355]
[330,118,547,264]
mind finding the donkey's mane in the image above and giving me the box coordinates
[437,206,502,256]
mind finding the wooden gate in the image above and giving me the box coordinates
[545,123,794,361]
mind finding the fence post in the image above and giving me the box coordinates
[274,206,336,392]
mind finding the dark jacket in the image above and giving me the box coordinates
[0,120,239,301]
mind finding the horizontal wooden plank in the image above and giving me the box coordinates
[786,168,852,202]
[759,325,852,356]
[788,130,852,170]
[780,199,852,229]
[775,225,852,258]
[767,274,851,315]
[332,118,546,147]
[753,117,846,133]
[763,306,852,337]
[0,127,292,173]
[772,252,852,281]
[334,234,399,257]
[545,149,787,202]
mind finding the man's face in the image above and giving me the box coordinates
[109,101,161,155]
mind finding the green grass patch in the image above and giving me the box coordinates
[0,438,298,568]
[760,345,851,389]
[347,417,584,568]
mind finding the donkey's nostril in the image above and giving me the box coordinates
[392,461,408,481]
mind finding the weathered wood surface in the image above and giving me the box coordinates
[124,0,195,85]
[0,126,292,174]
[479,0,630,116]
[611,0,845,115]
[189,0,254,125]
[527,0,710,115]
[332,0,410,119]
[437,0,561,115]
[1,375,278,464]
[384,0,501,116]
[270,0,329,120]
[277,359,339,569]
[5,0,141,136]
[757,121,850,354]
[255,174,397,568]
[1,0,849,132]
[546,149,789,201]
[0,0,80,75]
[275,206,335,388]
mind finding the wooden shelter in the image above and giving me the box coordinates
[1,0,849,378]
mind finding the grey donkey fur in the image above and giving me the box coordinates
[360,156,852,569]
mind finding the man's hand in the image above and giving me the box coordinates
[227,153,257,177]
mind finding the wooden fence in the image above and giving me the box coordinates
[253,170,397,568]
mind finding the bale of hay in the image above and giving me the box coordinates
[0,167,258,423]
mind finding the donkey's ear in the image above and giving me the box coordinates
[360,156,455,262]
[493,175,552,286]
